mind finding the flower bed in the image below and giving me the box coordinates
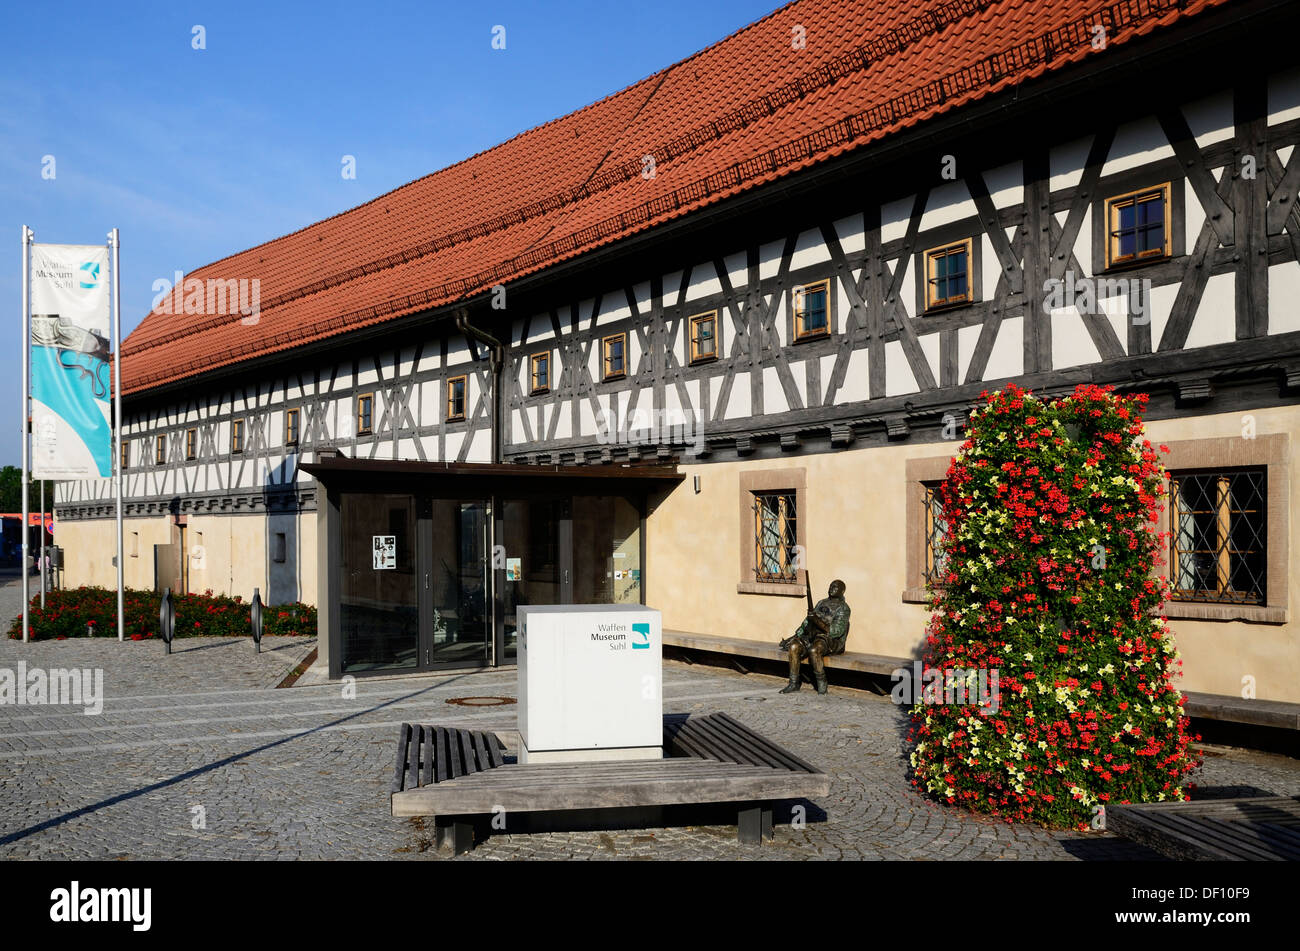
[908,383,1199,830]
[6,586,317,641]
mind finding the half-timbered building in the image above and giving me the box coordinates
[56,0,1300,701]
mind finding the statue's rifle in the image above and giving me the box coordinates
[780,570,818,652]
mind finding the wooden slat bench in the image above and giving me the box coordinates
[391,713,830,853]
[1106,796,1300,861]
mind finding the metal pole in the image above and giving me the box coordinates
[39,478,45,606]
[20,226,31,643]
[111,228,124,642]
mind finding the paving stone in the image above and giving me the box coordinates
[1,596,1297,860]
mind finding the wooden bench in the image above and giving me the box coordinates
[1106,796,1300,861]
[390,712,830,854]
[663,628,908,677]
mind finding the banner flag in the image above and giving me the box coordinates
[29,243,113,480]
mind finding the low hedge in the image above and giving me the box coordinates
[6,586,317,641]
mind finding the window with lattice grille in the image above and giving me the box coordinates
[923,483,950,585]
[753,491,798,582]
[1169,469,1266,605]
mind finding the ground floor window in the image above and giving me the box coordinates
[923,482,950,585]
[753,491,798,582]
[1169,468,1267,605]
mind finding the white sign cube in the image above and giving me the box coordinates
[517,604,662,762]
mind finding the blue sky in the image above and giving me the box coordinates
[1,0,783,467]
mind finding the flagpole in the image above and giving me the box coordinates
[110,228,124,642]
[20,226,32,643]
[39,478,45,606]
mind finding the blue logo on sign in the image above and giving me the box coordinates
[632,622,650,649]
[79,260,99,289]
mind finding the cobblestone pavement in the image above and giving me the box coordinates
[0,577,29,637]
[1,630,1298,861]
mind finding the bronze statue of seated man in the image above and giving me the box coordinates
[778,579,849,695]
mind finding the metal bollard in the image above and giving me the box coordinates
[160,588,175,655]
[251,587,263,653]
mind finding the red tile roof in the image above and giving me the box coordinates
[122,0,1229,395]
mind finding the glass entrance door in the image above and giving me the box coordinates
[426,500,491,668]
[499,497,570,664]
[340,493,420,673]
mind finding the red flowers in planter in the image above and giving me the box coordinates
[6,588,318,641]
[908,383,1199,830]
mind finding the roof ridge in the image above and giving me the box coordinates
[128,0,996,357]
[127,0,1218,392]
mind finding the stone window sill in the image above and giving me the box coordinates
[1162,601,1287,625]
[737,581,807,597]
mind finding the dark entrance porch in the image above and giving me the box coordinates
[303,458,683,678]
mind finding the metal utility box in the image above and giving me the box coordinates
[517,604,662,763]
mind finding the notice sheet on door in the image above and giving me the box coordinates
[373,535,396,570]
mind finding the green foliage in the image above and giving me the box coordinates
[0,465,54,515]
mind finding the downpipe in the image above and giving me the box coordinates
[454,309,506,464]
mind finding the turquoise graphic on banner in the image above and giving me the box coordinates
[30,344,112,477]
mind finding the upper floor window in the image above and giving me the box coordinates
[1169,468,1266,605]
[752,490,799,583]
[602,333,626,380]
[530,352,550,394]
[689,311,718,363]
[231,418,244,454]
[1106,183,1171,268]
[924,239,973,310]
[357,393,373,435]
[447,375,467,421]
[155,435,166,465]
[793,280,829,340]
[185,428,197,460]
[285,408,300,446]
[120,440,129,472]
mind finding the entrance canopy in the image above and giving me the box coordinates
[302,457,683,679]
[301,457,684,492]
